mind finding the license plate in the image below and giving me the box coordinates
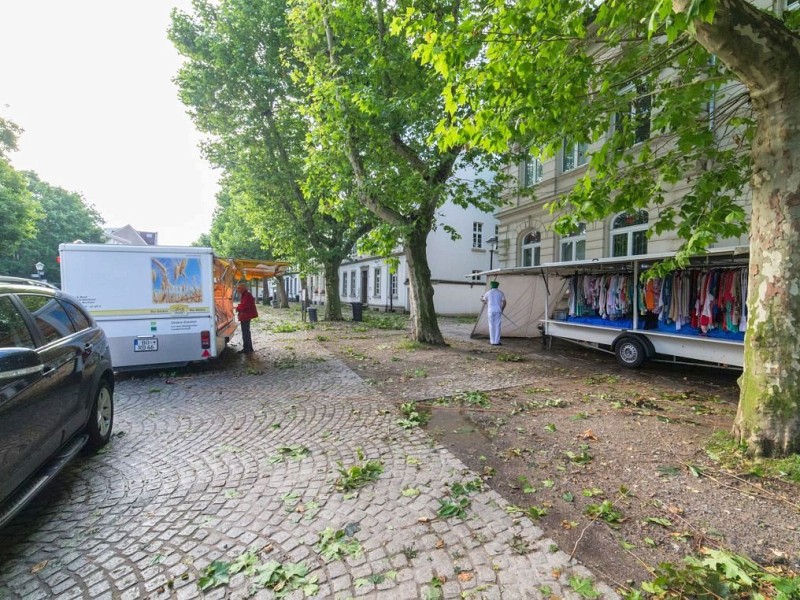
[134,338,158,352]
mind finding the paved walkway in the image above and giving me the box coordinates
[0,319,617,599]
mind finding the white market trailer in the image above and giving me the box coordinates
[475,247,749,369]
[59,243,288,370]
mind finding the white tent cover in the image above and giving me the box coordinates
[471,273,566,338]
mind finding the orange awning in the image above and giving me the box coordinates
[214,257,292,281]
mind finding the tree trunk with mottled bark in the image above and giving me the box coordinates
[675,0,800,455]
[405,230,445,345]
[275,274,290,308]
[323,259,344,321]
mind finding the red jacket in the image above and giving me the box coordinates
[236,290,258,321]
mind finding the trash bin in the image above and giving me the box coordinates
[307,307,318,323]
[351,301,363,322]
[272,299,279,308]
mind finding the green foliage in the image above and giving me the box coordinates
[287,0,508,344]
[566,445,593,465]
[197,551,318,597]
[450,478,483,497]
[396,0,756,270]
[624,547,800,600]
[0,170,104,284]
[269,445,311,464]
[403,367,428,378]
[568,575,602,599]
[706,431,800,483]
[270,321,307,333]
[334,449,384,491]
[585,500,624,524]
[506,504,548,519]
[496,352,523,362]
[396,402,430,429]
[437,497,470,520]
[363,312,409,330]
[198,560,231,590]
[315,527,363,561]
[398,339,423,351]
[170,0,375,321]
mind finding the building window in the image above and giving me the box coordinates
[390,273,398,298]
[342,272,347,296]
[615,84,652,147]
[562,137,588,172]
[522,152,543,187]
[350,270,357,296]
[373,267,382,298]
[611,210,649,257]
[560,223,587,262]
[471,269,481,281]
[521,231,542,267]
[473,222,483,248]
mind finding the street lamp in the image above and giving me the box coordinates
[485,236,499,271]
[34,261,45,280]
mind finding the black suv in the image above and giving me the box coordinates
[0,276,114,528]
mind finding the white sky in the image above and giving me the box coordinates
[0,0,218,246]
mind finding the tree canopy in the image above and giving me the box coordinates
[0,118,41,259]
[400,0,800,455]
[288,0,506,342]
[170,0,376,319]
[0,171,105,285]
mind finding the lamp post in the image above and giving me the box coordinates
[485,236,498,271]
[34,261,45,280]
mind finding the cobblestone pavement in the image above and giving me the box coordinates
[0,321,618,599]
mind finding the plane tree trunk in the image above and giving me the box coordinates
[323,258,344,321]
[405,229,445,345]
[675,0,800,455]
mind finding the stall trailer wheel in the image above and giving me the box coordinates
[614,336,647,368]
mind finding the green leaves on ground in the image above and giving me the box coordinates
[198,551,318,597]
[436,477,485,520]
[569,575,602,599]
[585,500,624,525]
[315,527,363,561]
[506,504,548,520]
[706,431,800,483]
[450,479,483,497]
[437,497,470,520]
[566,445,593,465]
[269,445,311,463]
[625,547,800,600]
[334,448,384,491]
[434,390,491,409]
[397,402,430,429]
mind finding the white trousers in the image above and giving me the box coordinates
[488,311,502,344]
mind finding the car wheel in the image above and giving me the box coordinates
[615,336,647,368]
[87,380,114,449]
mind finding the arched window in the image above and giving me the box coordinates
[611,210,649,257]
[521,231,542,267]
[560,223,586,262]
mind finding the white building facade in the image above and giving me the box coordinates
[334,198,500,316]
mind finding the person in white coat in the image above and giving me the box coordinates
[481,280,507,345]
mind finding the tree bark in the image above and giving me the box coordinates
[405,230,445,345]
[275,274,290,308]
[674,0,800,455]
[323,259,344,321]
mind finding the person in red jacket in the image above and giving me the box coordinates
[235,282,258,354]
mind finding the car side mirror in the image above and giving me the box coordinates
[0,348,44,381]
